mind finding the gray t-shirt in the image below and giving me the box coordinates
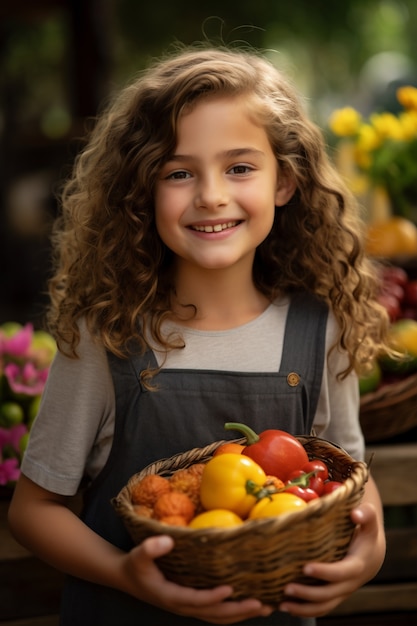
[22,298,364,496]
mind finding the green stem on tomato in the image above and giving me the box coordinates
[224,422,260,445]
[286,470,318,488]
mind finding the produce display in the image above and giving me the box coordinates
[128,425,344,529]
[359,263,417,395]
[376,264,417,323]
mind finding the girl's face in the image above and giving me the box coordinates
[155,96,294,274]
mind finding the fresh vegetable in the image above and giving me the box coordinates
[248,492,307,519]
[322,480,344,495]
[302,459,329,482]
[169,464,205,506]
[153,491,196,523]
[286,464,327,499]
[158,515,189,526]
[285,485,319,502]
[224,422,309,482]
[213,442,245,456]
[130,474,172,507]
[264,475,285,491]
[199,453,267,518]
[306,474,324,496]
[188,509,243,529]
[381,319,417,374]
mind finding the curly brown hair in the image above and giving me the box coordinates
[47,44,389,377]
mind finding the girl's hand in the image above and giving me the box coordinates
[278,500,385,618]
[121,535,274,624]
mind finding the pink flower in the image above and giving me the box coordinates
[9,424,28,452]
[0,427,11,450]
[0,458,20,485]
[4,361,49,396]
[0,323,33,358]
[0,424,27,454]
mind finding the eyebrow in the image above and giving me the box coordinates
[167,148,266,162]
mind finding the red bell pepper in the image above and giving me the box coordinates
[224,422,309,483]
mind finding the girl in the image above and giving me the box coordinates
[9,45,388,625]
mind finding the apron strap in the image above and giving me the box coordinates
[279,291,328,430]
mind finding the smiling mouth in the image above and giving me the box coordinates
[190,221,240,233]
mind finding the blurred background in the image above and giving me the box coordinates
[1,0,417,327]
[1,5,417,624]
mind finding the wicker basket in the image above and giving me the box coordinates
[112,436,368,603]
[359,372,417,443]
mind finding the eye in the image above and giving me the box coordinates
[228,164,253,175]
[166,170,191,180]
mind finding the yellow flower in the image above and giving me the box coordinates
[353,124,381,170]
[328,86,417,219]
[357,124,381,149]
[370,112,403,140]
[396,85,417,111]
[399,110,417,140]
[328,106,362,136]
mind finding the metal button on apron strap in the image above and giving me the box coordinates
[287,372,301,386]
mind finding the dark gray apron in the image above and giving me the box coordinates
[60,292,328,625]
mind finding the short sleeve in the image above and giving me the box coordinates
[312,312,365,462]
[21,321,115,495]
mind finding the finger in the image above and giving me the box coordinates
[183,597,274,624]
[280,578,351,618]
[350,501,377,530]
[280,595,341,619]
[135,535,174,561]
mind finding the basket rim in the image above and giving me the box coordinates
[112,436,369,540]
[360,371,417,410]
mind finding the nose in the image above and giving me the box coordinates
[194,172,229,210]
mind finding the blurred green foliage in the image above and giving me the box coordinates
[1,0,417,141]
[114,0,417,102]
[1,0,417,323]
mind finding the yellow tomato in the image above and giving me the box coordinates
[213,442,245,456]
[188,509,243,529]
[248,492,307,520]
[200,453,267,518]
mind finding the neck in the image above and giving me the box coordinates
[171,262,270,330]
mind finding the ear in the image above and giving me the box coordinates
[275,172,296,207]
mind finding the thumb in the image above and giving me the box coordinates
[351,501,378,528]
[137,535,175,561]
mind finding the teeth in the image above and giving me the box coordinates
[192,221,238,233]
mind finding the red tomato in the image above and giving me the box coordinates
[308,475,324,496]
[285,485,319,502]
[302,460,329,482]
[287,469,306,481]
[322,480,343,495]
[287,467,325,496]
